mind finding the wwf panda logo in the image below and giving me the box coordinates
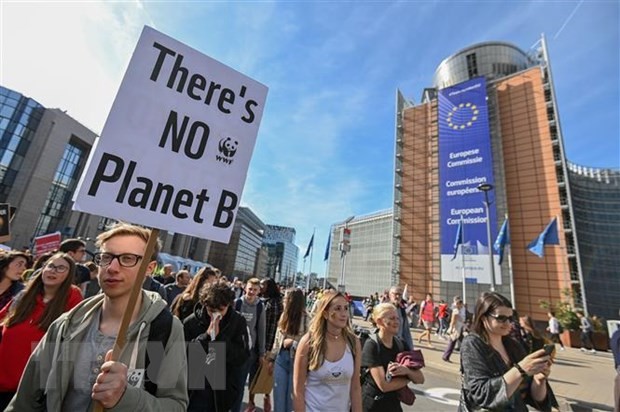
[218,137,238,158]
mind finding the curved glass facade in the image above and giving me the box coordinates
[567,162,620,321]
[433,42,534,89]
[0,86,44,202]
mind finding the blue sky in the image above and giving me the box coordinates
[2,1,618,275]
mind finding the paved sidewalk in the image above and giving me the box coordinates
[353,318,615,411]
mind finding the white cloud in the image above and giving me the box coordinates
[1,2,151,134]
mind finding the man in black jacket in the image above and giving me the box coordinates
[184,282,250,412]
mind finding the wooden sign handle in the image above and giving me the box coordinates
[93,228,160,412]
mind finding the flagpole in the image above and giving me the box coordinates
[460,215,467,305]
[323,228,331,290]
[507,244,515,307]
[323,259,328,290]
[306,228,315,292]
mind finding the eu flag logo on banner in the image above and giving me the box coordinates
[527,217,559,258]
[494,218,510,265]
[452,218,463,261]
[447,102,480,130]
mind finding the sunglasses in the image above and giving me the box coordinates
[487,313,514,323]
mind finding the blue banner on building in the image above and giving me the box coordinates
[438,77,500,285]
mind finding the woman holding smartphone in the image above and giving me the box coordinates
[459,292,558,411]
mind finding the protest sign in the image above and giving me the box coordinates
[33,231,62,257]
[73,26,268,243]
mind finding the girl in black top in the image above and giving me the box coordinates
[361,303,424,412]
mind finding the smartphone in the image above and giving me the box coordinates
[543,344,555,356]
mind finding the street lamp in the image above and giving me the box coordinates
[338,215,355,293]
[477,183,496,292]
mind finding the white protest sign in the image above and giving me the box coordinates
[73,26,268,243]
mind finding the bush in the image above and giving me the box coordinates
[539,288,580,331]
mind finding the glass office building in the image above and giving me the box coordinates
[207,206,266,280]
[567,162,620,320]
[263,225,299,284]
[0,86,45,203]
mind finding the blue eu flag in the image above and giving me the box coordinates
[494,218,510,265]
[527,217,559,258]
[452,218,463,261]
[304,234,314,259]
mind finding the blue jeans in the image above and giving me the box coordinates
[274,349,294,412]
[232,350,259,412]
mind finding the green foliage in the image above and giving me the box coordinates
[539,288,580,331]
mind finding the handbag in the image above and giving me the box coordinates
[394,349,424,405]
[249,363,274,394]
[397,385,416,405]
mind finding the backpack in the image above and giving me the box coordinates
[144,308,173,396]
[360,333,405,386]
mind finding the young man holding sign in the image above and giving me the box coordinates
[7,223,188,411]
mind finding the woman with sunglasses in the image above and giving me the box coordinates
[459,292,558,412]
[293,291,362,412]
[0,252,82,410]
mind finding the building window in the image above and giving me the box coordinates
[33,141,85,236]
[466,53,478,78]
[0,86,43,202]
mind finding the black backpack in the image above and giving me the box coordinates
[144,308,173,395]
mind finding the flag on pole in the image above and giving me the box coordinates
[304,233,314,259]
[451,217,463,261]
[494,217,510,265]
[324,232,331,261]
[527,217,559,257]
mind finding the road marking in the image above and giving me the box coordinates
[419,387,461,406]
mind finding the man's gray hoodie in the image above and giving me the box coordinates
[7,291,188,411]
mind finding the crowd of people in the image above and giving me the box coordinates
[0,222,610,411]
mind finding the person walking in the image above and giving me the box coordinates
[6,223,188,411]
[232,278,266,412]
[388,286,414,350]
[442,298,465,363]
[417,293,435,348]
[0,253,82,410]
[184,281,250,412]
[459,292,558,411]
[361,303,424,411]
[519,315,545,353]
[576,311,597,354]
[0,252,30,310]
[171,266,218,321]
[293,291,362,412]
[610,319,619,412]
[267,288,308,412]
[545,311,565,351]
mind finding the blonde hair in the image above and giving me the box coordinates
[95,222,161,261]
[307,291,357,371]
[371,302,398,324]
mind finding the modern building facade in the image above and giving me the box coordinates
[393,37,597,321]
[262,224,299,283]
[326,210,393,298]
[207,206,266,280]
[566,162,620,321]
